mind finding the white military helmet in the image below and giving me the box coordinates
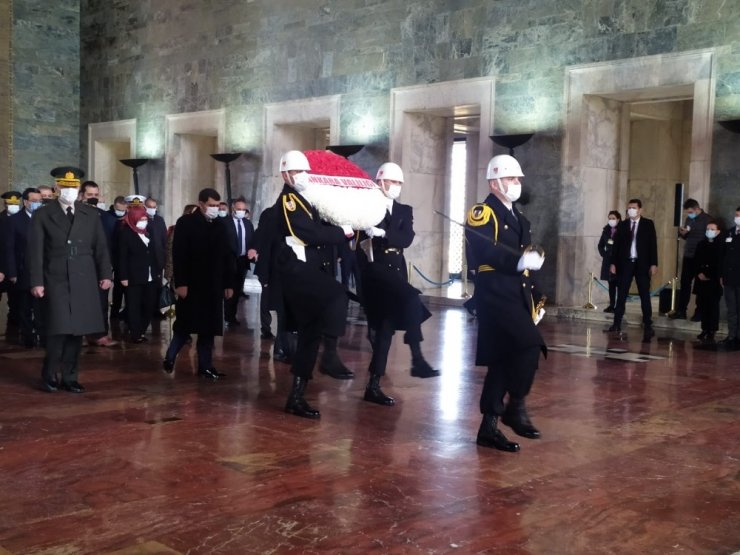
[376,162,404,183]
[279,150,311,173]
[486,154,524,180]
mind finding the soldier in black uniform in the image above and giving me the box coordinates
[1,190,23,338]
[357,162,439,406]
[274,150,355,419]
[465,154,547,453]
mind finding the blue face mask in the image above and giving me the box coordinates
[28,201,42,213]
[687,212,698,219]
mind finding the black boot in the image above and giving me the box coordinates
[319,337,354,380]
[697,330,708,341]
[363,374,395,406]
[476,414,520,452]
[642,326,655,342]
[285,376,320,419]
[411,357,440,378]
[501,398,541,439]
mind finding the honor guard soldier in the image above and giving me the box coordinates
[465,154,547,452]
[275,150,355,419]
[357,162,439,407]
[1,190,23,337]
[28,167,112,392]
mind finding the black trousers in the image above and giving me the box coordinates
[42,334,83,384]
[87,287,111,340]
[16,288,43,342]
[724,285,740,339]
[224,257,248,323]
[696,288,721,332]
[480,346,541,415]
[3,281,20,329]
[608,275,618,307]
[125,282,157,338]
[259,282,272,334]
[678,256,698,314]
[291,293,347,379]
[165,331,214,370]
[111,276,125,315]
[614,261,653,327]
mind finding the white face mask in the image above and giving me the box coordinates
[608,219,618,228]
[705,229,718,239]
[385,184,402,200]
[59,188,79,205]
[115,209,126,218]
[145,207,157,217]
[218,209,228,218]
[6,204,20,214]
[503,182,521,203]
[136,220,148,230]
[234,209,246,219]
[205,206,220,220]
[735,217,740,227]
[627,207,638,219]
[292,171,310,192]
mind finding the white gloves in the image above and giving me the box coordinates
[340,225,354,237]
[534,308,546,326]
[517,251,545,272]
[365,226,386,238]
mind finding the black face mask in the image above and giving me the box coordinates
[86,198,99,206]
[42,198,53,205]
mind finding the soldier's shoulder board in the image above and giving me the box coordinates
[467,203,494,227]
[283,195,296,212]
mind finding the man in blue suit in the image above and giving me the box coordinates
[223,197,255,327]
[5,188,44,347]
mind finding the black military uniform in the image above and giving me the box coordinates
[465,193,546,452]
[1,191,23,337]
[357,199,437,406]
[275,183,351,418]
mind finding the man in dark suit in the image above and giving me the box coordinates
[144,196,168,318]
[163,188,235,380]
[1,190,23,338]
[223,196,254,327]
[28,168,112,393]
[607,198,659,342]
[721,206,740,349]
[465,154,547,453]
[5,188,43,347]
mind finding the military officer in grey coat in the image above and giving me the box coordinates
[28,168,112,393]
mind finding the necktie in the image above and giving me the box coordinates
[66,206,74,224]
[630,221,636,242]
[237,219,244,256]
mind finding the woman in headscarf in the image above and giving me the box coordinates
[118,204,162,343]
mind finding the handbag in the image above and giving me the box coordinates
[159,281,176,310]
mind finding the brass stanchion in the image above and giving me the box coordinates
[583,272,596,310]
[461,260,471,299]
[408,261,412,285]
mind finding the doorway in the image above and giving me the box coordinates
[88,119,137,208]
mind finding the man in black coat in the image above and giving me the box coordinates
[1,190,23,337]
[5,188,43,347]
[607,198,659,342]
[275,150,355,419]
[357,162,438,407]
[28,168,112,393]
[223,196,255,327]
[721,206,740,349]
[144,196,168,319]
[465,154,547,453]
[163,188,235,380]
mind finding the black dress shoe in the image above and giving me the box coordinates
[690,313,702,322]
[60,381,85,393]
[273,348,291,363]
[501,399,541,439]
[603,324,621,333]
[697,330,708,341]
[131,336,147,344]
[476,415,520,452]
[319,356,355,380]
[198,368,222,380]
[642,327,655,342]
[40,379,59,392]
[410,358,440,378]
[603,306,615,313]
[363,375,395,406]
[669,312,687,320]
[162,358,175,373]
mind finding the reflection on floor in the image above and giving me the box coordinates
[0,300,738,554]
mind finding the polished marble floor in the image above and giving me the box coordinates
[0,299,738,554]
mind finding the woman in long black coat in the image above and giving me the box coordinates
[694,221,724,343]
[118,204,162,343]
[163,190,235,379]
[597,210,622,312]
